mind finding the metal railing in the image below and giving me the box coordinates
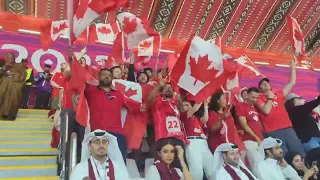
[59,112,68,180]
[68,132,78,178]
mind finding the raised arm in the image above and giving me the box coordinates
[186,103,202,118]
[200,99,210,124]
[282,59,296,96]
[255,91,274,115]
[148,78,165,106]
[127,53,136,82]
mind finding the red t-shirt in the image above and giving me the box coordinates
[207,111,244,152]
[180,112,204,137]
[85,84,141,135]
[61,78,74,109]
[153,95,185,142]
[257,91,292,133]
[51,72,64,98]
[236,102,263,141]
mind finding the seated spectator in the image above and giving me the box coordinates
[207,92,245,153]
[285,152,319,180]
[305,147,320,179]
[145,138,192,180]
[213,143,257,180]
[71,129,129,180]
[285,94,320,153]
[254,137,302,180]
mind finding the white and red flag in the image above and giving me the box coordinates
[170,36,224,103]
[117,12,159,49]
[234,55,262,77]
[137,35,162,56]
[88,22,120,43]
[40,20,70,50]
[112,79,143,103]
[108,32,126,65]
[287,16,305,58]
[69,0,128,44]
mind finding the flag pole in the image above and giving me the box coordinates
[67,0,73,47]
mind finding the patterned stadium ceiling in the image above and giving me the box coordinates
[1,0,320,57]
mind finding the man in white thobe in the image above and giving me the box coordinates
[212,143,258,180]
[254,137,302,180]
[70,129,130,180]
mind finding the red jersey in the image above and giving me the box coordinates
[257,91,292,133]
[85,84,141,135]
[180,112,204,137]
[51,72,64,98]
[61,78,74,109]
[153,95,185,142]
[207,111,244,152]
[236,102,263,141]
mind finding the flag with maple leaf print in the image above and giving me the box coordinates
[170,36,224,103]
[136,35,162,57]
[69,0,128,44]
[40,20,70,50]
[108,32,126,65]
[168,53,180,71]
[112,79,142,103]
[117,12,159,49]
[287,16,305,60]
[88,22,120,43]
[234,55,262,77]
[135,55,151,70]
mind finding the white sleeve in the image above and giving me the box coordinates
[145,165,161,180]
[70,164,85,180]
[175,168,184,180]
[215,168,231,180]
[281,165,303,180]
[254,162,271,180]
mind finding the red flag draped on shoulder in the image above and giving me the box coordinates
[69,58,98,127]
[170,36,225,103]
[287,16,305,60]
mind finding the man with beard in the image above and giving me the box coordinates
[71,129,130,180]
[50,62,67,109]
[213,143,257,180]
[0,52,26,120]
[148,80,187,162]
[83,68,146,162]
[254,137,302,180]
[35,64,52,109]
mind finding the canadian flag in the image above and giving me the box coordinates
[135,55,151,70]
[221,72,240,105]
[117,12,159,49]
[170,36,224,102]
[287,16,305,58]
[108,32,126,65]
[112,79,143,103]
[167,52,180,71]
[88,22,120,43]
[136,35,162,57]
[234,55,261,77]
[69,0,128,44]
[40,20,70,50]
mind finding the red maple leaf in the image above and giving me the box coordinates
[114,82,137,97]
[140,40,152,49]
[53,22,68,35]
[189,54,219,85]
[98,26,112,35]
[123,17,137,34]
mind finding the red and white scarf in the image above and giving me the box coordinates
[88,156,115,180]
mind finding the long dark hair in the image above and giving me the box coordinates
[209,91,224,112]
[154,137,180,168]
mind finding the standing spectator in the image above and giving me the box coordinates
[285,94,320,153]
[0,52,26,120]
[35,64,52,109]
[20,59,34,109]
[256,59,305,158]
[50,63,66,110]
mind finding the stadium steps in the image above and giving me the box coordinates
[0,109,58,179]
